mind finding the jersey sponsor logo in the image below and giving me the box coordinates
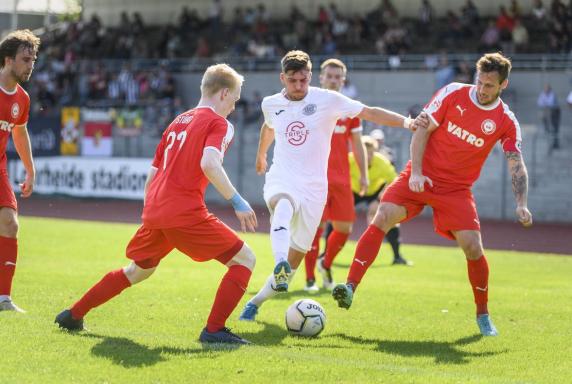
[174,114,193,124]
[285,121,309,146]
[302,103,317,116]
[0,120,15,133]
[11,103,19,118]
[275,109,285,115]
[481,119,496,135]
[334,124,347,133]
[447,121,485,147]
[456,105,466,116]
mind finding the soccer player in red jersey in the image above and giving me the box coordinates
[333,53,533,337]
[304,58,369,292]
[55,64,258,344]
[0,30,39,313]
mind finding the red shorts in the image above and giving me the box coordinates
[0,171,17,210]
[322,182,355,222]
[381,170,480,240]
[126,214,244,269]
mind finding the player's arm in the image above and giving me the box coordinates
[505,151,533,227]
[350,131,369,196]
[409,117,438,193]
[201,148,257,232]
[255,123,274,175]
[11,124,35,198]
[143,166,158,204]
[357,106,414,130]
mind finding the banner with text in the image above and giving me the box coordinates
[7,157,150,200]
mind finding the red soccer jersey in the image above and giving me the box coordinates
[0,84,30,170]
[327,117,362,185]
[421,82,521,188]
[142,107,234,228]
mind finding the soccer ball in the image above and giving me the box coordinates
[285,299,326,337]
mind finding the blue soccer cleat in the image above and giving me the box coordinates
[238,302,259,321]
[332,283,354,310]
[273,261,291,292]
[199,327,252,344]
[476,314,499,336]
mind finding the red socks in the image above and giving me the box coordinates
[207,265,252,332]
[347,225,385,289]
[304,228,323,280]
[467,255,489,315]
[323,230,349,269]
[70,269,132,319]
[0,236,17,296]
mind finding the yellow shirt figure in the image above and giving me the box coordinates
[349,151,397,197]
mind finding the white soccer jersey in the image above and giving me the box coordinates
[262,86,364,202]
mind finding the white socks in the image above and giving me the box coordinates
[270,199,294,265]
[249,269,297,307]
[0,295,10,302]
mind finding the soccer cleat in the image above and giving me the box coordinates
[199,327,252,344]
[392,256,414,266]
[0,299,25,313]
[332,283,354,310]
[303,279,320,293]
[54,309,85,331]
[273,261,291,292]
[317,256,335,290]
[238,302,259,321]
[476,314,498,336]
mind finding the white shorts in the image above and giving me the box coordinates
[264,179,325,253]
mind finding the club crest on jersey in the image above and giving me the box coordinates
[481,119,496,135]
[285,121,309,146]
[302,103,317,116]
[11,103,19,118]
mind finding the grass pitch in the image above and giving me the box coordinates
[1,217,571,384]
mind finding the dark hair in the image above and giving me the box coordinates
[320,58,347,75]
[281,50,312,73]
[476,52,512,83]
[0,29,40,68]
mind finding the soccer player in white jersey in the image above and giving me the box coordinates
[239,50,426,321]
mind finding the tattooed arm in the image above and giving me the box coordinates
[505,151,533,227]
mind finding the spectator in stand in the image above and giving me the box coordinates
[512,19,529,52]
[479,19,501,52]
[532,0,547,22]
[461,0,480,37]
[455,60,474,84]
[435,54,455,90]
[509,0,522,18]
[537,84,561,150]
[417,0,434,35]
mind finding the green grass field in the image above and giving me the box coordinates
[2,217,571,384]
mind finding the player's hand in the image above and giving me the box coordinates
[408,172,432,193]
[516,205,533,227]
[411,112,430,132]
[19,173,35,198]
[235,209,258,233]
[359,176,369,196]
[255,153,267,175]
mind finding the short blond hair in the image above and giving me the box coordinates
[320,58,347,75]
[201,63,244,97]
[362,135,379,150]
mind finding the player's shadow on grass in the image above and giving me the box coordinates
[238,321,289,346]
[331,333,504,365]
[79,333,241,368]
